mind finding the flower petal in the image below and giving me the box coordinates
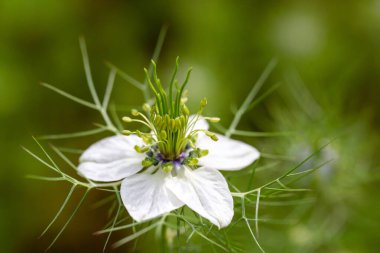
[78,135,145,182]
[166,166,233,228]
[197,134,260,170]
[121,170,184,221]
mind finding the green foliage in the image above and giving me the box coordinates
[2,2,379,253]
[23,30,331,253]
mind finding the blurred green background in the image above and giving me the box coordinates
[1,0,379,252]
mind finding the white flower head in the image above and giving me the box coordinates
[78,60,260,228]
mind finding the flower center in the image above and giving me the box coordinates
[122,58,219,173]
[152,114,189,160]
[141,143,208,173]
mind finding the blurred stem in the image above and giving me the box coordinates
[177,216,181,253]
[143,24,169,103]
[225,58,277,138]
[46,189,90,250]
[161,220,167,253]
[99,107,118,133]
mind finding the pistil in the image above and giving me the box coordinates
[122,58,219,172]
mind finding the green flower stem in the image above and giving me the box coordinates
[225,58,277,138]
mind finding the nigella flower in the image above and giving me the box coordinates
[78,60,259,228]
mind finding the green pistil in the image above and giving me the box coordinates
[143,59,194,160]
[123,58,219,165]
[145,59,192,118]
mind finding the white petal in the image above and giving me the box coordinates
[121,170,184,221]
[167,166,233,228]
[197,134,260,171]
[78,135,145,182]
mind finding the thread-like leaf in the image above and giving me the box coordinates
[41,82,98,110]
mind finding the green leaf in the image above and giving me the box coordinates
[41,82,98,110]
[39,127,107,140]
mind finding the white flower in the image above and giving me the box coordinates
[78,117,259,228]
[79,60,259,228]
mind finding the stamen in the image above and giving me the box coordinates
[122,58,221,172]
[131,109,139,116]
[142,157,157,167]
[142,103,151,113]
[122,116,133,122]
[184,157,198,166]
[134,145,149,153]
[181,104,190,116]
[204,117,220,123]
[205,131,218,141]
[162,162,173,173]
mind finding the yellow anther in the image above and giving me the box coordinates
[188,139,196,149]
[135,145,150,153]
[154,115,161,126]
[135,130,143,137]
[180,116,187,127]
[142,158,154,167]
[164,115,170,127]
[143,103,151,112]
[207,117,220,123]
[122,116,133,122]
[181,97,188,104]
[122,130,133,135]
[142,135,152,144]
[185,157,199,166]
[131,109,139,116]
[162,162,173,173]
[200,97,208,108]
[181,104,190,116]
[160,130,167,139]
[175,118,182,129]
[205,131,218,141]
[169,119,175,131]
[199,149,209,157]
